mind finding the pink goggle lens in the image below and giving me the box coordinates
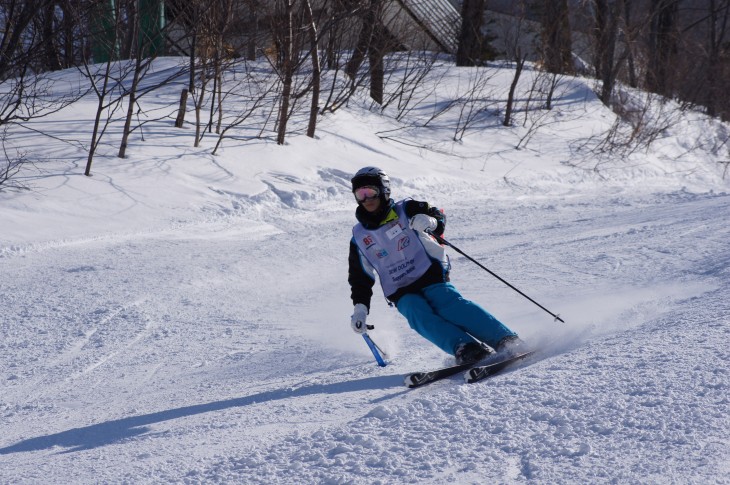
[354,186,380,202]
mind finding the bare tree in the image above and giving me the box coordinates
[193,53,212,147]
[572,88,683,170]
[646,0,679,96]
[540,0,574,75]
[211,64,281,155]
[319,0,376,113]
[118,1,182,158]
[170,1,201,129]
[516,69,578,150]
[0,0,42,78]
[345,0,381,100]
[303,0,321,138]
[80,55,127,176]
[273,0,295,144]
[208,1,235,136]
[265,0,348,144]
[0,135,30,191]
[452,66,499,140]
[68,0,178,174]
[52,1,140,173]
[184,1,236,147]
[456,0,486,66]
[36,0,63,72]
[620,0,640,88]
[700,0,730,119]
[0,0,88,190]
[503,54,526,127]
[380,51,442,121]
[593,0,621,105]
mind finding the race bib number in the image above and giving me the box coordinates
[385,224,403,240]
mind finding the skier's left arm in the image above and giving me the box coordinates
[348,238,376,310]
[348,238,377,334]
[404,199,445,236]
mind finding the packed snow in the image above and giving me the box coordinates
[1,58,729,484]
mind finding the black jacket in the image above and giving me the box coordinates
[348,198,447,310]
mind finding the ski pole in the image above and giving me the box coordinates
[362,328,388,367]
[431,233,565,323]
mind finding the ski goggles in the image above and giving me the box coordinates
[353,186,380,202]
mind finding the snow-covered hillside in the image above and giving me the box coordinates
[1,58,729,484]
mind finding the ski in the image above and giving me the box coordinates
[404,361,475,388]
[404,350,537,388]
[464,350,536,384]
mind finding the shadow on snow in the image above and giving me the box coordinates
[0,373,406,455]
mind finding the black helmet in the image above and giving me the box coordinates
[351,166,391,199]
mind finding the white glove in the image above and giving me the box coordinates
[350,303,369,334]
[409,214,437,233]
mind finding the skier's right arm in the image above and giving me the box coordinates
[348,238,375,311]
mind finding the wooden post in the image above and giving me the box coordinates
[175,88,188,128]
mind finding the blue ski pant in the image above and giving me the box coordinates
[396,282,516,356]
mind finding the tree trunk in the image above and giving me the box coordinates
[194,60,208,147]
[61,1,75,68]
[592,0,608,77]
[368,48,383,104]
[541,0,573,74]
[304,0,321,137]
[41,1,61,71]
[504,55,526,127]
[217,67,223,134]
[176,30,197,128]
[121,0,138,59]
[85,62,113,176]
[326,0,341,69]
[599,7,618,105]
[248,1,258,60]
[175,89,188,128]
[119,55,144,158]
[276,0,294,145]
[704,0,730,117]
[346,0,379,79]
[0,1,36,77]
[622,0,638,88]
[646,0,679,96]
[456,0,485,66]
[209,62,219,133]
[593,0,620,105]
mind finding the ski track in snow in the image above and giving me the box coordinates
[1,189,729,484]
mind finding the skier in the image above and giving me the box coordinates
[347,166,525,364]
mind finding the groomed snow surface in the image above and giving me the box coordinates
[1,58,729,484]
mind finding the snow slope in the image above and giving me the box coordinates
[1,58,729,484]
